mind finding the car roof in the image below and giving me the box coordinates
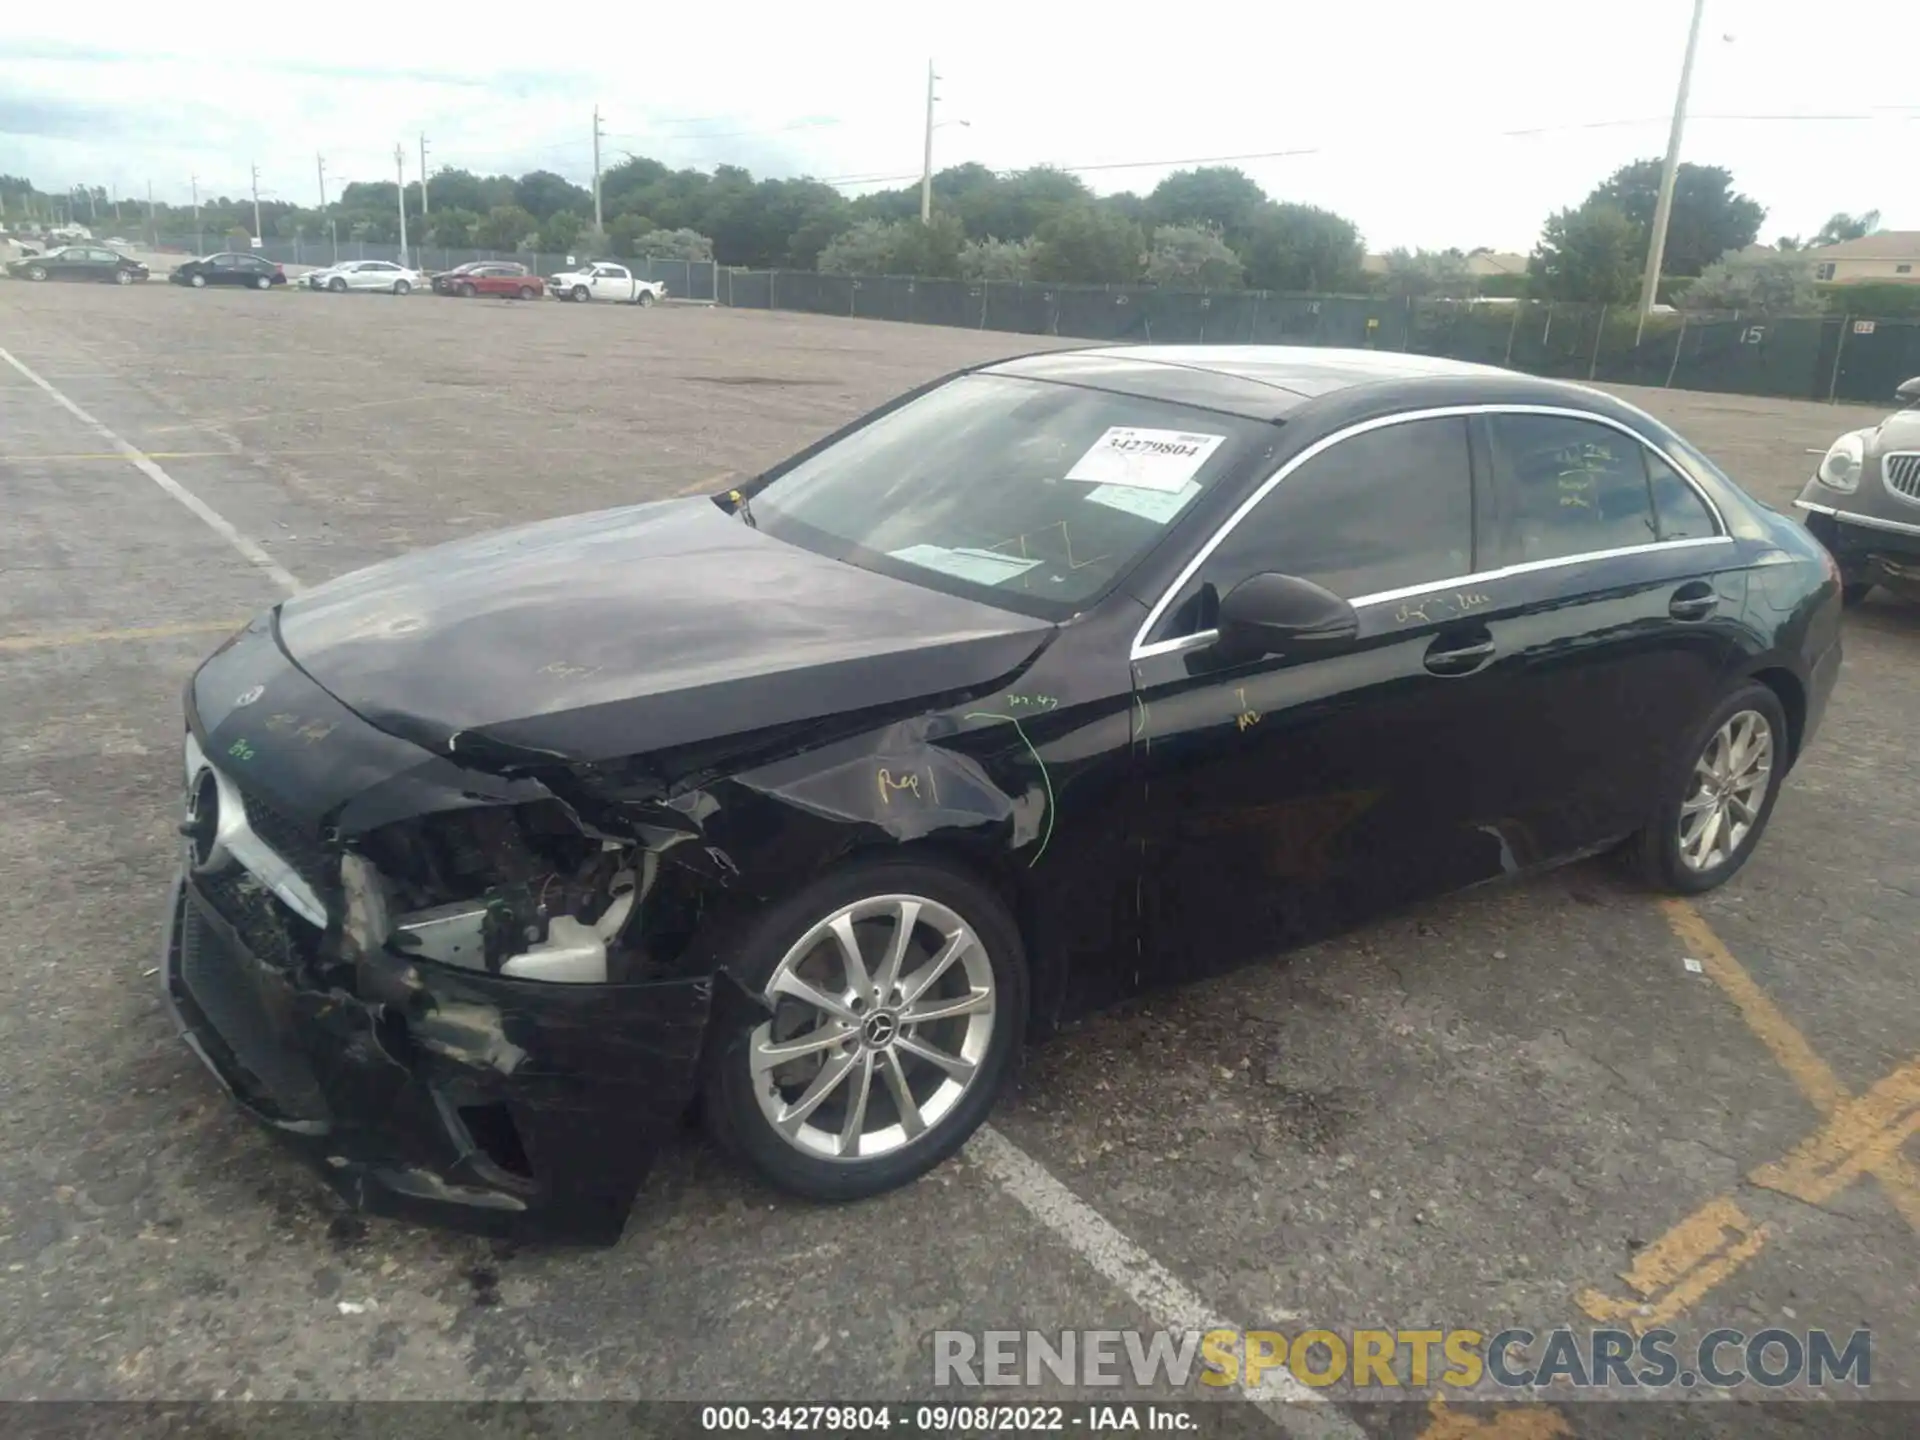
[981,345,1570,421]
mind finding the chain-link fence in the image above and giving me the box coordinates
[710,270,1920,406]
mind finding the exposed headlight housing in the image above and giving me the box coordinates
[1816,432,1868,492]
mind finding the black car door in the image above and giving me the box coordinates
[49,247,90,279]
[210,253,245,285]
[1458,408,1744,865]
[1130,414,1515,984]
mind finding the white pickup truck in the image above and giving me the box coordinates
[547,260,666,304]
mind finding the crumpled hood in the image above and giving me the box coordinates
[275,497,1054,766]
[1870,409,1920,450]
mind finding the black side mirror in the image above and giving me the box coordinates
[1214,572,1360,663]
[1896,377,1920,408]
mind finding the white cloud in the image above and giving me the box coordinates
[3,0,1915,249]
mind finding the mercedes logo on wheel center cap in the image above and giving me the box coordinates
[862,1012,899,1048]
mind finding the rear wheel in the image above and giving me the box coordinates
[393,280,411,296]
[1630,682,1788,894]
[702,858,1026,1201]
[253,274,271,290]
[571,284,589,302]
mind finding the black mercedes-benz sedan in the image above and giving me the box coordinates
[163,346,1843,1241]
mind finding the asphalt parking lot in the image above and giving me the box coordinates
[1,279,1915,1436]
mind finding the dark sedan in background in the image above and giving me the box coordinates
[162,346,1843,1241]
[7,245,149,284]
[1797,375,1920,605]
[170,252,287,289]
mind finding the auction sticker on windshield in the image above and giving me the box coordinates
[1066,427,1226,493]
[1083,479,1200,525]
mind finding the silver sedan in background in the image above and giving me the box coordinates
[305,260,421,294]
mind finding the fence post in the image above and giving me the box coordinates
[1828,316,1852,403]
[1664,316,1688,388]
[1542,303,1554,347]
[1503,302,1521,367]
[1588,305,1607,379]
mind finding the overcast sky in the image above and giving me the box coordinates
[4,1,1915,252]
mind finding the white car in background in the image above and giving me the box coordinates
[306,260,421,295]
[547,260,665,304]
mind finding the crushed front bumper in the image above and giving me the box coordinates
[160,871,714,1244]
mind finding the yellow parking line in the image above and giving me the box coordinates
[1660,900,1847,1111]
[1577,1197,1769,1332]
[0,620,242,653]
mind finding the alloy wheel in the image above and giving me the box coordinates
[751,894,996,1162]
[1677,709,1774,872]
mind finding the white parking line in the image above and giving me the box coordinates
[0,346,301,594]
[968,1127,1366,1438]
[2,340,1363,1440]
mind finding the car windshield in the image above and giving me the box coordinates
[749,373,1277,618]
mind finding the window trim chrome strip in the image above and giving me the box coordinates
[1129,402,1732,662]
[1131,536,1735,660]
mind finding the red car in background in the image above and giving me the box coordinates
[432,261,542,299]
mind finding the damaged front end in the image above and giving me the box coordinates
[163,628,741,1243]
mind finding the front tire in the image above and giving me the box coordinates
[1842,580,1875,608]
[702,858,1027,1201]
[26,265,47,281]
[329,276,347,293]
[637,290,656,307]
[1630,682,1788,894]
[458,281,477,297]
[519,285,539,300]
[571,284,589,302]
[114,269,133,286]
[189,273,206,288]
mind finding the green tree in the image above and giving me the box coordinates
[1590,159,1765,277]
[538,210,587,256]
[1812,210,1881,246]
[427,208,479,248]
[959,237,1035,281]
[630,227,714,262]
[1145,167,1268,245]
[474,204,538,251]
[1142,224,1244,289]
[607,212,656,257]
[425,168,491,215]
[1031,204,1145,284]
[1528,200,1641,303]
[513,170,592,221]
[817,219,904,275]
[1682,251,1817,313]
[1239,203,1365,291]
[1375,247,1477,298]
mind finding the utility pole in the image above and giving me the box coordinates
[591,105,605,235]
[1636,0,1708,341]
[920,60,937,224]
[191,174,200,249]
[146,180,154,248]
[394,144,409,265]
[316,153,328,211]
[419,133,431,219]
[250,162,263,243]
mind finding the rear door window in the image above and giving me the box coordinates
[1482,414,1660,566]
